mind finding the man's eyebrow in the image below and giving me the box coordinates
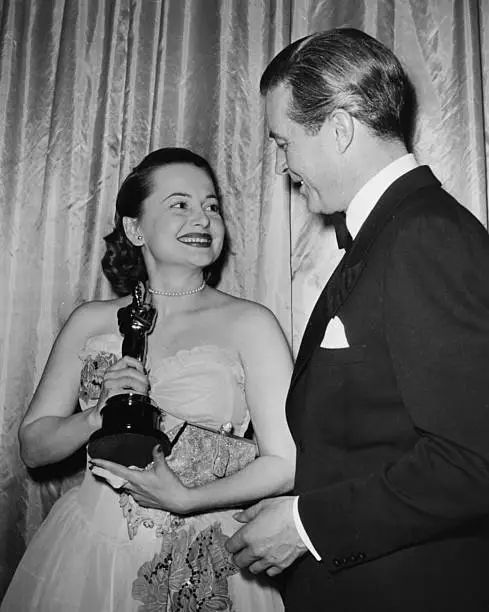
[268,129,284,141]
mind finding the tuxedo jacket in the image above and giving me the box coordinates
[283,167,489,611]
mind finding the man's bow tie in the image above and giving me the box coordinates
[333,212,353,252]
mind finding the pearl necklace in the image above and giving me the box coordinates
[147,280,206,297]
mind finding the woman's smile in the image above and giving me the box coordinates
[178,232,213,247]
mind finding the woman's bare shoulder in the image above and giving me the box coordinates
[209,291,292,373]
[62,296,131,341]
[210,289,282,332]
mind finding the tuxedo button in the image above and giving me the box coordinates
[358,551,366,560]
[349,553,358,563]
[341,557,349,565]
[332,558,342,568]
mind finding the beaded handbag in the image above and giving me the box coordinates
[164,420,258,487]
[118,422,257,539]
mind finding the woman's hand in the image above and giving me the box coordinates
[89,445,194,514]
[88,356,149,430]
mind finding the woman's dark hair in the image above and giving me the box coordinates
[102,147,228,296]
[260,28,415,143]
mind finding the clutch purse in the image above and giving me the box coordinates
[164,420,258,487]
[118,421,257,539]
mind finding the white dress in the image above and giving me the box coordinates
[2,335,283,612]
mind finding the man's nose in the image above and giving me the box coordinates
[275,149,288,175]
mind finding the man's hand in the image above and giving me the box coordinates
[226,496,307,576]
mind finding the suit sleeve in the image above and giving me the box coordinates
[297,201,489,572]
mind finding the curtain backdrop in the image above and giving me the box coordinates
[1,0,488,596]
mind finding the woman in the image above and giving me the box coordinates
[2,148,295,611]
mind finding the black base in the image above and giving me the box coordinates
[87,430,169,468]
[86,393,171,468]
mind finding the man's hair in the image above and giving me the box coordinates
[260,28,414,142]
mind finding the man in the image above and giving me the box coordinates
[226,28,489,611]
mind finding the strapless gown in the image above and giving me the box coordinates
[2,335,283,612]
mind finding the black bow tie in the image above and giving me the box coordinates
[333,213,353,252]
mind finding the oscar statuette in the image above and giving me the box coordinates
[87,282,171,467]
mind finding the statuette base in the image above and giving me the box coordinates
[87,393,171,467]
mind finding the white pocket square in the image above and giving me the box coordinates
[320,316,349,349]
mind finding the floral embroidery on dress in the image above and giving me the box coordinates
[132,522,238,611]
[79,351,118,403]
[119,491,185,540]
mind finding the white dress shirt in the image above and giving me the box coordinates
[292,153,419,561]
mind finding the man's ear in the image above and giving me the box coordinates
[122,217,144,246]
[330,109,354,154]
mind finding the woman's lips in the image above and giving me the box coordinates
[178,233,212,247]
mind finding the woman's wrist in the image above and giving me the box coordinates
[180,486,199,515]
[84,405,102,435]
[161,482,197,515]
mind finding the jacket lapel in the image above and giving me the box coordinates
[289,166,441,391]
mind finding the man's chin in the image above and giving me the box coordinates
[295,187,328,214]
[306,195,341,216]
[304,196,325,215]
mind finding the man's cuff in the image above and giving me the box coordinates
[292,496,322,561]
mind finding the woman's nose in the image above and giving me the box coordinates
[191,208,210,227]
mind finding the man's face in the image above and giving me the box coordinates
[265,83,346,215]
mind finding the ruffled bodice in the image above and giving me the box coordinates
[79,333,250,436]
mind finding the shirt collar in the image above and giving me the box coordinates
[346,154,418,239]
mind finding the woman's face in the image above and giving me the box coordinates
[135,163,225,272]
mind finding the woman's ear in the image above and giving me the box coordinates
[122,217,144,247]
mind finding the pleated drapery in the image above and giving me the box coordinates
[1,0,488,596]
